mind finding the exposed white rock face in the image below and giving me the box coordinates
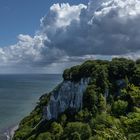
[43,78,90,120]
[104,88,109,99]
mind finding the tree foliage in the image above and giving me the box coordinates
[13,58,140,140]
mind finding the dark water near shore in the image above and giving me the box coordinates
[0,74,62,135]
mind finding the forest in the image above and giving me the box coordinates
[13,58,140,140]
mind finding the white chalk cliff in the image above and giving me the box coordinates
[43,78,90,120]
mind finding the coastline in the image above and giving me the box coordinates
[10,125,18,140]
[0,125,18,140]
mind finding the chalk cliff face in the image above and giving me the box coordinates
[43,78,90,120]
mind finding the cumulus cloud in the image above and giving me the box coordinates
[1,0,140,73]
[42,0,140,56]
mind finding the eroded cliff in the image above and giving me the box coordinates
[43,78,90,120]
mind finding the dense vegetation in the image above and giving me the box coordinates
[13,58,140,140]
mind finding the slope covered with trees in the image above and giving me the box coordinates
[13,58,140,140]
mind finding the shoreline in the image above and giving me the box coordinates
[0,125,18,140]
[10,125,18,140]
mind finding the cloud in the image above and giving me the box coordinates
[42,0,140,56]
[1,0,140,73]
[0,34,44,66]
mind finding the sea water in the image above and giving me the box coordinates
[0,74,62,138]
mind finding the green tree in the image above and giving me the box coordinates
[112,100,128,117]
[94,65,109,92]
[71,132,81,140]
[63,122,92,140]
[51,122,63,140]
[98,93,106,113]
[75,109,92,122]
[36,132,52,140]
[132,67,140,86]
[58,114,67,125]
[83,85,98,114]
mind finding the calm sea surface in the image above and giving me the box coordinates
[0,74,62,131]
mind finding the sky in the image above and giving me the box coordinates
[0,0,140,74]
[0,0,88,47]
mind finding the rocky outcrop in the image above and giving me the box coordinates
[43,78,90,120]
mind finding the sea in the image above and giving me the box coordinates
[0,74,62,139]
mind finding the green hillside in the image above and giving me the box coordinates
[13,58,140,140]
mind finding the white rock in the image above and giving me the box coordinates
[43,78,90,120]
